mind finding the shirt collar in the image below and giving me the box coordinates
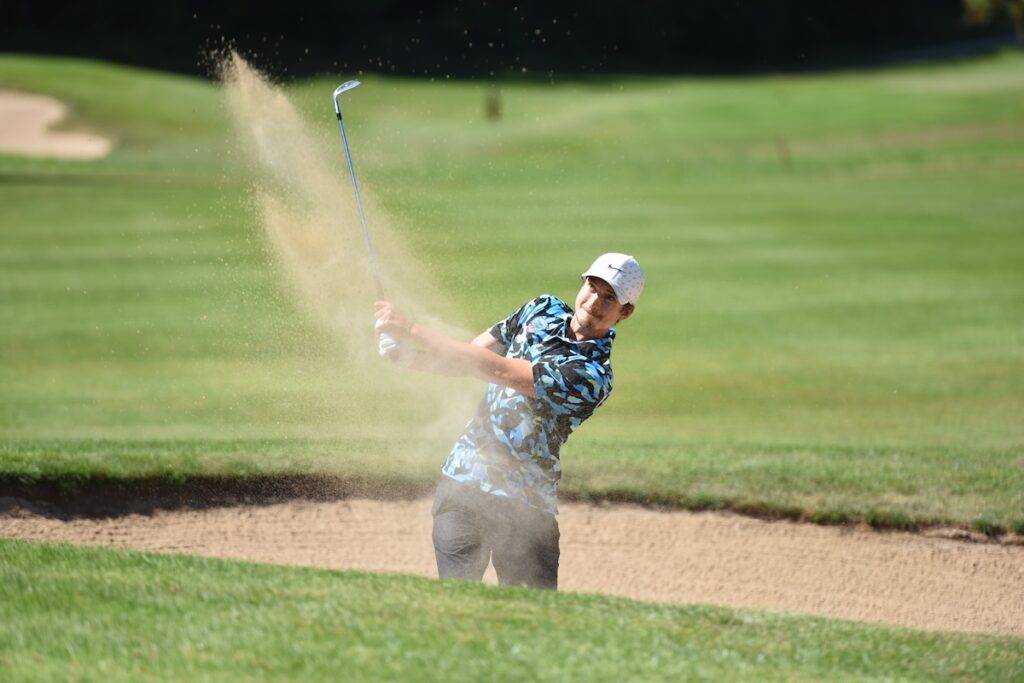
[555,310,615,355]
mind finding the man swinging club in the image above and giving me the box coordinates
[372,253,645,589]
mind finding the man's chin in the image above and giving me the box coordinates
[573,318,602,338]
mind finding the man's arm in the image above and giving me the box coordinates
[469,329,503,352]
[374,302,536,397]
[390,327,503,377]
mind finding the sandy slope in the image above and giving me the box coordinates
[2,496,1022,636]
[0,90,111,159]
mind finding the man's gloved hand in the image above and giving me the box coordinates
[375,319,401,360]
[373,301,413,363]
[373,301,413,335]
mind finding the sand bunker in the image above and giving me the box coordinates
[0,90,111,159]
[3,497,1021,636]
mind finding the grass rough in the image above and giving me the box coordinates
[1,539,1022,681]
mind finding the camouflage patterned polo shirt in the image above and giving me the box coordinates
[441,295,614,515]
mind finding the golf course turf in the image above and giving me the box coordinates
[2,539,1023,681]
[1,51,1022,536]
[3,49,1024,680]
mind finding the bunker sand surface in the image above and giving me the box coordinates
[2,497,1022,637]
[0,90,111,159]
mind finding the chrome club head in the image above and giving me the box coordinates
[332,80,361,116]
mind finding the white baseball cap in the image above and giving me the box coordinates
[581,253,645,305]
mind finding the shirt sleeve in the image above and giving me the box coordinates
[532,356,611,417]
[487,299,533,348]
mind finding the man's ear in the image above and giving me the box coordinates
[617,303,635,323]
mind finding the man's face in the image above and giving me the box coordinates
[573,276,634,334]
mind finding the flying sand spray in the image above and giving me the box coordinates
[331,81,399,358]
[221,54,477,446]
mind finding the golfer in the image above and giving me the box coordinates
[372,253,644,589]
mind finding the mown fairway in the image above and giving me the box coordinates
[1,52,1023,529]
[2,539,1022,681]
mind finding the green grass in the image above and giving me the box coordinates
[1,52,1023,529]
[1,539,1021,681]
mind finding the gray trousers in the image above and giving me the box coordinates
[431,477,559,589]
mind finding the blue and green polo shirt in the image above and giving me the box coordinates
[441,295,614,515]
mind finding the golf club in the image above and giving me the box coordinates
[332,81,399,357]
[332,80,383,299]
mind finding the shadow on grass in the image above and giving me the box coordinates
[2,473,1020,544]
[0,473,433,520]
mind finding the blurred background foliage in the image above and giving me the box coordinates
[3,1,1021,79]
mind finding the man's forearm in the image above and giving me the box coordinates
[396,345,467,377]
[408,323,500,378]
[406,323,535,395]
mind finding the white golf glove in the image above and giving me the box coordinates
[378,332,400,358]
[375,318,401,360]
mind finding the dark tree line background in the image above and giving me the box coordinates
[2,1,1014,78]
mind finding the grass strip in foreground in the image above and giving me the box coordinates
[1,539,1022,681]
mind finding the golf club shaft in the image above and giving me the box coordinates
[334,107,384,301]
